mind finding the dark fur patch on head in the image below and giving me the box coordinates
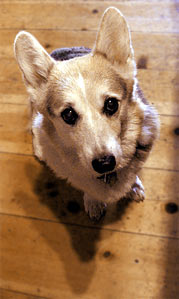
[108,71,133,102]
[113,74,128,100]
[50,47,91,61]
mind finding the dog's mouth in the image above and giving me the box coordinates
[97,171,117,187]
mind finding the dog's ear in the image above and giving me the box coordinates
[14,31,55,88]
[93,7,134,66]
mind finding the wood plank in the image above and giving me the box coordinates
[138,70,179,116]
[0,153,178,238]
[145,114,179,170]
[1,29,179,71]
[0,1,178,33]
[0,81,27,105]
[0,104,33,155]
[0,288,47,299]
[0,214,178,299]
[0,103,178,170]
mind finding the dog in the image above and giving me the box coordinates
[14,7,159,220]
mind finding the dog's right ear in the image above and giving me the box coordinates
[14,31,55,88]
[93,7,134,67]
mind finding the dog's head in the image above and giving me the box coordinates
[14,8,145,186]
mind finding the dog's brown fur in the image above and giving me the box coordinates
[14,7,159,220]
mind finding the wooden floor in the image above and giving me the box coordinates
[0,1,179,298]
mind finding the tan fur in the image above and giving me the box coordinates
[14,7,159,220]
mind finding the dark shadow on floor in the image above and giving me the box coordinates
[22,161,132,294]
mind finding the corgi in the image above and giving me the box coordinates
[14,7,159,220]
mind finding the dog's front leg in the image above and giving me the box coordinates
[83,193,107,221]
[127,176,145,202]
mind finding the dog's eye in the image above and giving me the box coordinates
[61,107,78,125]
[103,97,119,116]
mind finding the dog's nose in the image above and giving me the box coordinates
[92,155,116,174]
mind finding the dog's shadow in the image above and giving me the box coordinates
[34,162,132,228]
[24,161,132,293]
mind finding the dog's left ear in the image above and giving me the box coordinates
[14,31,55,89]
[93,7,134,66]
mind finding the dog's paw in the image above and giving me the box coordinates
[83,193,107,221]
[129,176,145,202]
